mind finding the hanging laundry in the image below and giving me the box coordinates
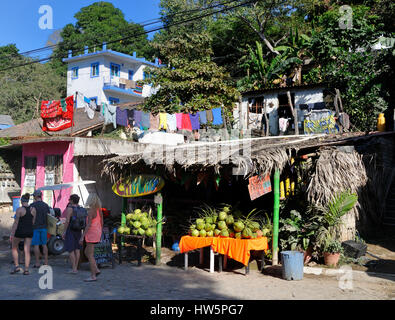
[84,103,95,120]
[127,109,135,127]
[189,113,200,130]
[116,107,129,127]
[198,111,207,125]
[176,113,183,130]
[166,113,177,131]
[134,110,142,128]
[60,99,67,112]
[279,118,289,133]
[103,103,117,129]
[159,113,167,130]
[181,113,192,131]
[41,95,74,132]
[206,109,214,123]
[150,113,160,130]
[141,112,150,130]
[212,107,223,125]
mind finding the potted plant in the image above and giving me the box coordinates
[323,239,344,267]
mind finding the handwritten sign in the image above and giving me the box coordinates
[94,227,114,267]
[248,174,272,201]
[112,175,165,198]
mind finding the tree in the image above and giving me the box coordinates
[50,2,154,77]
[0,46,64,125]
[142,32,240,115]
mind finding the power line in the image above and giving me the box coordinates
[0,0,242,63]
[0,0,254,72]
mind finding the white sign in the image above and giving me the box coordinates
[24,174,36,188]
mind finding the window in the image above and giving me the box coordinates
[45,155,63,185]
[128,70,134,80]
[109,97,120,105]
[24,157,37,174]
[91,62,100,77]
[248,97,264,114]
[71,67,79,79]
[110,63,120,77]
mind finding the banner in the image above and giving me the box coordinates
[248,174,272,201]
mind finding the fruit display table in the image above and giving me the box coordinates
[116,233,145,266]
[179,236,269,274]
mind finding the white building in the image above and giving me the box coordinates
[64,42,160,107]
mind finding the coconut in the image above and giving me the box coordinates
[226,215,234,225]
[211,224,216,231]
[217,220,227,230]
[205,216,213,224]
[134,209,142,214]
[235,232,242,239]
[145,228,154,237]
[250,222,260,232]
[189,224,196,231]
[133,221,142,229]
[218,211,227,221]
[220,229,229,237]
[242,227,253,239]
[124,227,130,235]
[199,229,207,237]
[140,217,149,225]
[262,228,270,236]
[196,222,205,231]
[118,226,125,234]
[126,213,133,220]
[132,229,139,235]
[196,218,204,225]
[212,214,218,223]
[252,232,257,239]
[191,229,200,237]
[205,223,212,232]
[214,229,221,236]
[138,228,145,236]
[233,221,245,232]
[223,206,230,213]
[207,230,214,237]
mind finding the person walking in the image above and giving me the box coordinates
[80,194,103,282]
[10,193,37,275]
[62,194,86,274]
[30,190,50,268]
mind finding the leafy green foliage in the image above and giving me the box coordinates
[142,32,240,114]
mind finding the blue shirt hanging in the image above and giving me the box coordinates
[212,107,223,125]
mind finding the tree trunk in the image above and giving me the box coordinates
[287,91,299,135]
[263,99,269,136]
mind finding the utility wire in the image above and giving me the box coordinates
[0,0,254,72]
[0,0,243,63]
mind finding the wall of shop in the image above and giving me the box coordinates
[21,141,74,213]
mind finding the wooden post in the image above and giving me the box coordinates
[333,90,343,133]
[263,99,269,136]
[155,193,163,265]
[287,91,299,135]
[272,170,280,265]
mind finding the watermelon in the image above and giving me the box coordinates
[199,229,207,237]
[191,229,200,237]
[218,211,227,221]
[233,221,245,232]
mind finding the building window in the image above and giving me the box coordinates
[128,70,134,80]
[110,63,120,77]
[91,62,100,77]
[24,157,37,174]
[45,155,63,185]
[71,67,79,79]
[109,97,120,105]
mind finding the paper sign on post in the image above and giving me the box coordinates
[248,174,272,201]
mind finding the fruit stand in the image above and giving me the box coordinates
[113,175,164,266]
[180,205,271,274]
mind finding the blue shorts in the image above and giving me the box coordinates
[32,229,48,246]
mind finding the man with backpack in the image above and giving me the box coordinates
[62,194,88,274]
[31,190,50,268]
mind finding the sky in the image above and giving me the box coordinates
[0,0,161,53]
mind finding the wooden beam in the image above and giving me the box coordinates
[287,91,299,135]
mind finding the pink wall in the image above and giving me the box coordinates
[21,141,74,212]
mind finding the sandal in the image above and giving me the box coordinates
[23,270,30,275]
[33,265,41,268]
[10,266,22,274]
[84,277,97,282]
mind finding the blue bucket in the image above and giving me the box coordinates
[281,251,304,280]
[12,197,20,212]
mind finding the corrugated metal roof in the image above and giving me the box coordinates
[0,115,14,126]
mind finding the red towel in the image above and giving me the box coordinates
[42,95,74,132]
[181,113,192,131]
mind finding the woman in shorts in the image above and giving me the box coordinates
[80,194,103,282]
[10,193,37,275]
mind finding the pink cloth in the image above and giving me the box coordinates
[181,113,192,131]
[85,209,102,243]
[176,113,182,130]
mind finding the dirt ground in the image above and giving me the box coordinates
[1,238,394,300]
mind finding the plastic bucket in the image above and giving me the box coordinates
[12,197,20,212]
[281,251,304,280]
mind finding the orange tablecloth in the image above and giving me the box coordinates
[179,236,269,266]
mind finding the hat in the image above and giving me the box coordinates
[33,190,42,197]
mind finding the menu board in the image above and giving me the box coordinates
[94,226,114,268]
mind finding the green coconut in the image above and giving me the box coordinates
[211,224,216,231]
[191,229,200,237]
[218,211,227,221]
[242,227,253,239]
[207,230,214,237]
[235,232,242,239]
[126,213,133,220]
[189,224,196,231]
[124,227,130,235]
[133,221,142,229]
[145,228,154,237]
[205,216,213,224]
[262,228,271,236]
[134,209,142,214]
[233,221,245,232]
[205,223,212,232]
[214,229,221,236]
[118,226,125,234]
[226,215,234,225]
[199,229,207,237]
[132,229,139,235]
[140,217,149,225]
[250,222,260,232]
[217,220,227,230]
[196,218,205,225]
[196,222,205,231]
[223,206,230,213]
[212,214,218,223]
[220,229,229,237]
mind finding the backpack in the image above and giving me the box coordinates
[70,206,88,231]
